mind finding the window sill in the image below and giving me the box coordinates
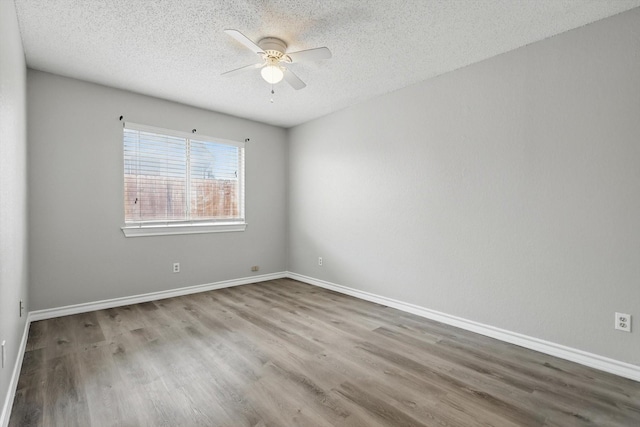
[121,222,247,237]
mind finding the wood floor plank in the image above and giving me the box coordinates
[336,381,431,427]
[71,311,106,345]
[24,320,48,352]
[42,352,91,427]
[9,278,640,426]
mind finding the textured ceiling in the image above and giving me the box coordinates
[13,0,640,128]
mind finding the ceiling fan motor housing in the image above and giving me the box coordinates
[258,37,287,59]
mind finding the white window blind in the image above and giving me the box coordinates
[122,123,245,235]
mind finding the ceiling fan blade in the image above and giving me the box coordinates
[221,62,263,77]
[285,47,332,63]
[224,29,265,55]
[283,68,307,90]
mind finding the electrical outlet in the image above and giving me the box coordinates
[19,300,24,317]
[318,257,323,266]
[251,266,259,272]
[173,262,180,273]
[615,313,631,332]
[1,341,5,368]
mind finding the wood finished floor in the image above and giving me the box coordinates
[9,278,640,426]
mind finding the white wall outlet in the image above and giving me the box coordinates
[318,257,323,266]
[1,340,5,368]
[173,262,180,273]
[20,300,24,317]
[251,265,259,272]
[615,312,631,332]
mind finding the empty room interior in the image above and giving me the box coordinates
[2,1,640,426]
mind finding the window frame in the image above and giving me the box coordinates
[121,122,247,237]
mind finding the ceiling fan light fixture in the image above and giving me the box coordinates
[261,64,284,84]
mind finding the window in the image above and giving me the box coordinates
[121,123,246,237]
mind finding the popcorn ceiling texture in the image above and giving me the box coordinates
[13,0,640,128]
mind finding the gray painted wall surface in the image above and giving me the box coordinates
[28,71,287,311]
[0,0,28,417]
[288,9,640,365]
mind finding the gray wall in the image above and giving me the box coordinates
[28,71,288,311]
[288,8,640,365]
[0,0,28,419]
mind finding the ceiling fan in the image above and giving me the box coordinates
[221,29,332,90]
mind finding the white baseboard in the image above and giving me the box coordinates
[286,272,640,383]
[6,268,637,427]
[1,317,30,427]
[1,272,286,426]
[29,272,287,322]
